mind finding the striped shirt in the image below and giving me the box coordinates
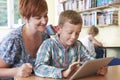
[35,34,95,79]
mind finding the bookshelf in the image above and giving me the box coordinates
[59,0,120,27]
[78,2,120,13]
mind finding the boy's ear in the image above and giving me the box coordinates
[54,25,60,32]
[57,25,62,34]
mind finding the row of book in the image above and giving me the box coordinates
[62,0,120,11]
[82,11,118,26]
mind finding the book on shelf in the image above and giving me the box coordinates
[64,0,79,11]
[110,11,118,25]
[91,0,97,8]
[61,0,120,11]
[81,10,118,26]
[97,11,105,25]
[81,12,97,26]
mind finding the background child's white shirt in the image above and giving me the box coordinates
[80,35,96,57]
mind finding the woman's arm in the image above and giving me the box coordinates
[0,56,33,78]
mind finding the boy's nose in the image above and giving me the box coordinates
[71,33,76,39]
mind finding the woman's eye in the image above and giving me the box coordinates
[34,17,41,20]
[44,14,48,18]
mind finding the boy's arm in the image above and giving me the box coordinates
[79,42,95,62]
[35,64,64,78]
[34,40,64,79]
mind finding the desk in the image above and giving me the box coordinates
[15,66,120,80]
[103,46,120,57]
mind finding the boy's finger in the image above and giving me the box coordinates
[26,63,33,68]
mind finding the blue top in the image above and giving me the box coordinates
[0,25,50,80]
[34,34,95,79]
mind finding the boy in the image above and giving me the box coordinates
[34,10,107,79]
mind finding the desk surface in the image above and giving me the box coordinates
[15,66,120,80]
[103,45,120,48]
[103,43,120,48]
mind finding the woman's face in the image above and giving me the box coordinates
[27,11,48,32]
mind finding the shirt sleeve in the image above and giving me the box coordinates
[0,34,21,65]
[78,41,95,62]
[34,40,64,79]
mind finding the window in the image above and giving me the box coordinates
[0,0,7,27]
[0,0,22,28]
[14,0,21,27]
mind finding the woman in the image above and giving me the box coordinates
[0,0,49,80]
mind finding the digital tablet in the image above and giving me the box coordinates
[69,57,114,80]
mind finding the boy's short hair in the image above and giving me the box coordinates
[18,0,48,19]
[88,25,99,35]
[58,10,82,27]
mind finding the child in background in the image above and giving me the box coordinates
[34,10,107,79]
[81,26,104,58]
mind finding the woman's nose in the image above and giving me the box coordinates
[41,17,47,24]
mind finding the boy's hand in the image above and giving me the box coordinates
[15,63,33,77]
[97,66,108,75]
[62,62,83,78]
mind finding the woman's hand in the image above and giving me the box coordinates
[15,63,33,77]
[97,66,108,75]
[62,62,83,78]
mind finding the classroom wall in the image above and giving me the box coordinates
[79,26,120,47]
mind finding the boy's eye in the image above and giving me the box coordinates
[68,32,72,34]
[76,32,80,35]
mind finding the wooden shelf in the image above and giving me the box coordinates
[83,24,119,28]
[78,2,120,13]
[109,2,120,7]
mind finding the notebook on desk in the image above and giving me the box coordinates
[69,57,114,80]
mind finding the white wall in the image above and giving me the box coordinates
[46,0,57,25]
[78,26,120,47]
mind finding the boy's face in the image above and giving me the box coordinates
[58,22,82,48]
